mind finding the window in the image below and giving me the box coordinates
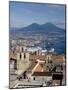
[20,53,21,59]
[33,77,35,80]
[22,47,23,52]
[24,53,26,59]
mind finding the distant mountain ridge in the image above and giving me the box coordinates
[19,22,64,32]
[10,22,64,31]
[10,22,65,39]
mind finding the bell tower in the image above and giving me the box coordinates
[16,46,29,72]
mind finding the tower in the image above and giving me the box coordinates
[46,53,52,63]
[16,50,30,72]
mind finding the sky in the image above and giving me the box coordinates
[10,1,66,29]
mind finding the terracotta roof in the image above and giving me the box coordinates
[55,55,65,62]
[27,62,37,72]
[33,64,44,72]
[29,54,47,61]
[32,72,52,76]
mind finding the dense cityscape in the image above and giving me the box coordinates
[9,1,66,88]
[9,36,66,88]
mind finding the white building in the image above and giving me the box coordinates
[49,48,55,53]
[42,49,47,55]
[32,72,52,82]
[27,46,42,55]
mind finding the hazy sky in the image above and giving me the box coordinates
[10,1,66,29]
